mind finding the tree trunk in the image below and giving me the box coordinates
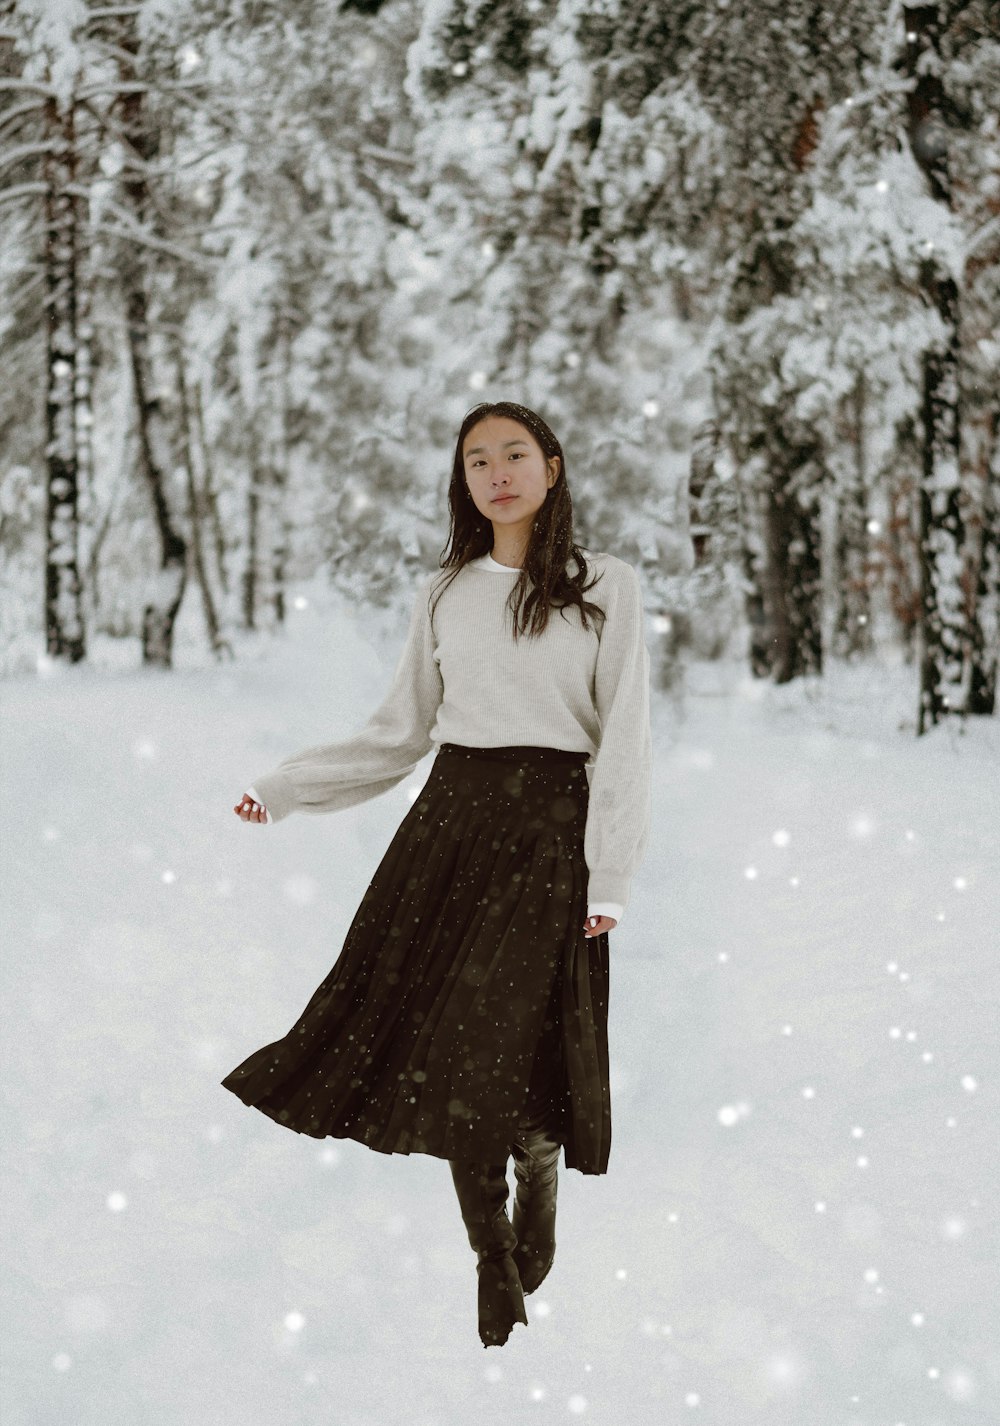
[191,372,230,598]
[243,448,262,631]
[687,419,746,658]
[915,314,965,732]
[743,540,771,676]
[785,484,823,678]
[687,419,716,569]
[75,236,96,575]
[42,95,86,663]
[175,339,230,660]
[735,461,771,677]
[761,427,823,684]
[763,474,795,681]
[833,371,873,658]
[270,314,293,628]
[884,415,922,661]
[967,405,998,715]
[903,5,968,734]
[117,15,186,668]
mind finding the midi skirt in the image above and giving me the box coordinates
[220,742,612,1175]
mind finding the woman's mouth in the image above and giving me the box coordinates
[492,495,517,504]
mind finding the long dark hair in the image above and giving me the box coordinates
[428,401,607,642]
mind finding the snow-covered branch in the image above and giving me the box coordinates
[0,140,59,175]
[76,79,212,101]
[0,181,47,204]
[88,218,219,271]
[357,144,416,169]
[0,78,55,98]
[76,82,150,99]
[965,215,1000,260]
[0,100,48,137]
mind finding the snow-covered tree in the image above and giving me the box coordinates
[1,0,995,715]
[401,0,692,615]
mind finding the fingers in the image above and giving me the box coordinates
[582,914,620,937]
[233,794,267,823]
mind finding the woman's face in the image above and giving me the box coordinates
[461,416,560,532]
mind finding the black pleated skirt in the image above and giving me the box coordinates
[220,743,612,1175]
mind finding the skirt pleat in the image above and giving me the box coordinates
[221,742,612,1174]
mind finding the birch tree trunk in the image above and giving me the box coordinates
[42,94,86,663]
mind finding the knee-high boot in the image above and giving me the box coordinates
[448,1158,529,1348]
[510,1121,561,1294]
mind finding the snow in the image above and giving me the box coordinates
[2,579,998,1425]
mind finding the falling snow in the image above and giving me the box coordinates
[2,582,997,1424]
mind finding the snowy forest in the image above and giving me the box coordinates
[2,0,998,728]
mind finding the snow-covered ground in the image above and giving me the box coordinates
[3,575,998,1426]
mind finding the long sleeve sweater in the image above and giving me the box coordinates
[244,549,652,926]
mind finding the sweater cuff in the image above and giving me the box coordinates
[582,895,619,929]
[587,900,624,928]
[246,770,295,823]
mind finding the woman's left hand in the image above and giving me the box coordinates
[583,914,617,938]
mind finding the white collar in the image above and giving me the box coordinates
[473,553,522,572]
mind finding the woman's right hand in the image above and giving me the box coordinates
[233,793,269,823]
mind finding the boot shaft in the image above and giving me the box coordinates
[448,1157,528,1346]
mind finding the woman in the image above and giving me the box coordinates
[222,400,652,1348]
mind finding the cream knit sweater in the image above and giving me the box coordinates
[245,550,652,927]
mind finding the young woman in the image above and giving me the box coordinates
[222,400,652,1348]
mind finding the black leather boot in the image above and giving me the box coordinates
[510,1121,561,1294]
[448,1158,529,1348]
